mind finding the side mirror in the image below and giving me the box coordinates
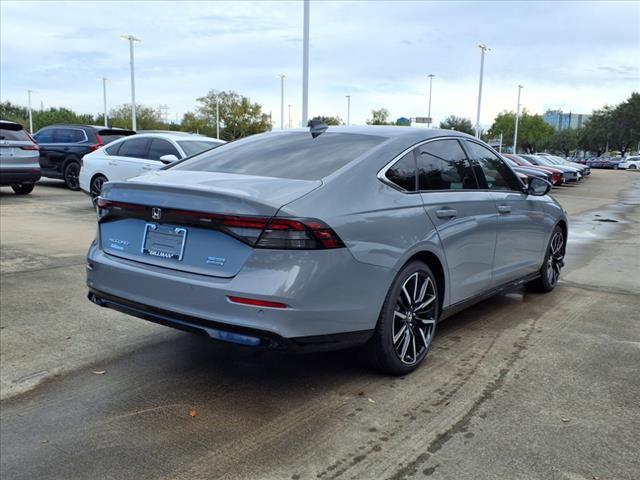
[527,177,552,196]
[159,154,179,164]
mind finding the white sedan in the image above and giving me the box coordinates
[618,155,640,170]
[79,132,224,197]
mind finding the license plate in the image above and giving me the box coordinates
[141,223,187,261]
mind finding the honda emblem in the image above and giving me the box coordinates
[151,207,162,221]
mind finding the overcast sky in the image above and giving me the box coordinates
[1,1,639,128]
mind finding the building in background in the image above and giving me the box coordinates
[543,109,591,130]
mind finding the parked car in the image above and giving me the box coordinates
[33,124,135,190]
[0,120,41,194]
[504,154,564,186]
[520,154,582,183]
[79,133,225,198]
[536,153,590,176]
[618,156,640,170]
[501,155,554,185]
[87,126,566,375]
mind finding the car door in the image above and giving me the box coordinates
[464,140,547,286]
[33,128,56,168]
[50,128,86,166]
[144,138,182,173]
[106,137,151,181]
[417,138,498,305]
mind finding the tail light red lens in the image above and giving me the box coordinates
[89,134,105,152]
[227,296,287,309]
[95,199,345,250]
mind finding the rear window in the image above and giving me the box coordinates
[172,132,386,180]
[177,140,222,157]
[0,126,31,141]
[97,129,135,144]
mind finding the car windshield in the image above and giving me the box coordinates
[171,132,387,180]
[177,140,222,157]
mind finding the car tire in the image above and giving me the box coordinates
[369,260,439,375]
[63,159,81,191]
[630,164,637,170]
[90,174,108,199]
[11,183,35,195]
[526,225,565,293]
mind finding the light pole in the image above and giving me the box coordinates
[513,84,523,154]
[475,44,490,138]
[27,90,33,133]
[99,77,108,127]
[301,0,310,126]
[279,74,286,129]
[120,34,141,130]
[216,95,220,139]
[345,95,351,125]
[427,74,435,128]
[288,104,292,128]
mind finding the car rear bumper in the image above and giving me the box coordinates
[0,168,41,186]
[86,244,392,343]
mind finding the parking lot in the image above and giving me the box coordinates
[1,171,639,480]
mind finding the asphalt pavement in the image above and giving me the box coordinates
[1,172,639,480]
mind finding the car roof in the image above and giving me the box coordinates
[39,124,134,132]
[118,132,223,142]
[274,125,475,140]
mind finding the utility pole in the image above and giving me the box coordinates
[427,74,435,128]
[27,90,33,133]
[216,96,220,139]
[288,104,292,128]
[513,84,523,154]
[301,0,310,126]
[120,35,141,130]
[158,104,169,123]
[345,95,351,126]
[475,44,490,138]
[498,132,503,153]
[100,77,108,127]
[279,74,286,129]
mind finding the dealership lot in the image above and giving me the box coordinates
[1,171,639,479]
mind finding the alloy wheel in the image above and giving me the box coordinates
[65,162,80,190]
[90,176,106,198]
[546,231,564,286]
[392,272,436,365]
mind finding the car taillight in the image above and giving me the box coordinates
[94,199,345,250]
[89,134,104,152]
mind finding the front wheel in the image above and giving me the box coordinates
[369,261,439,375]
[63,160,81,191]
[11,183,35,195]
[526,226,565,293]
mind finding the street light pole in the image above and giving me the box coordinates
[27,90,33,133]
[288,104,292,128]
[301,0,310,126]
[100,77,108,127]
[345,95,351,125]
[279,74,286,129]
[120,34,141,130]
[216,96,220,139]
[513,84,523,154]
[427,74,435,128]
[475,44,490,138]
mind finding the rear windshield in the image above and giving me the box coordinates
[0,126,31,141]
[98,129,135,144]
[171,132,386,180]
[177,140,222,157]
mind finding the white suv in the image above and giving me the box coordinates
[79,132,224,197]
[618,156,640,170]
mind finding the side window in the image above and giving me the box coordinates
[465,141,521,191]
[54,128,85,143]
[417,139,478,190]
[385,151,417,191]
[117,138,150,158]
[34,129,54,143]
[148,139,181,161]
[105,142,122,155]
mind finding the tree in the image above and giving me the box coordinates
[544,129,579,156]
[578,107,612,156]
[366,108,391,125]
[609,93,640,155]
[307,115,342,126]
[195,90,271,141]
[439,115,474,135]
[0,101,29,125]
[487,109,555,153]
[106,104,166,130]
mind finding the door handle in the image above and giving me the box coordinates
[498,205,512,214]
[142,165,153,170]
[63,147,70,151]
[435,208,457,219]
[108,161,117,166]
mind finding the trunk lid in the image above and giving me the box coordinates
[98,170,322,278]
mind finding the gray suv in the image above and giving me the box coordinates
[0,120,41,194]
[87,126,566,374]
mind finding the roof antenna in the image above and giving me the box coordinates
[309,119,328,138]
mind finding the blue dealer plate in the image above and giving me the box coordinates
[141,223,187,261]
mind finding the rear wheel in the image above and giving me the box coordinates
[629,164,637,170]
[63,160,81,191]
[11,183,35,195]
[369,261,438,375]
[90,174,108,198]
[526,226,565,293]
